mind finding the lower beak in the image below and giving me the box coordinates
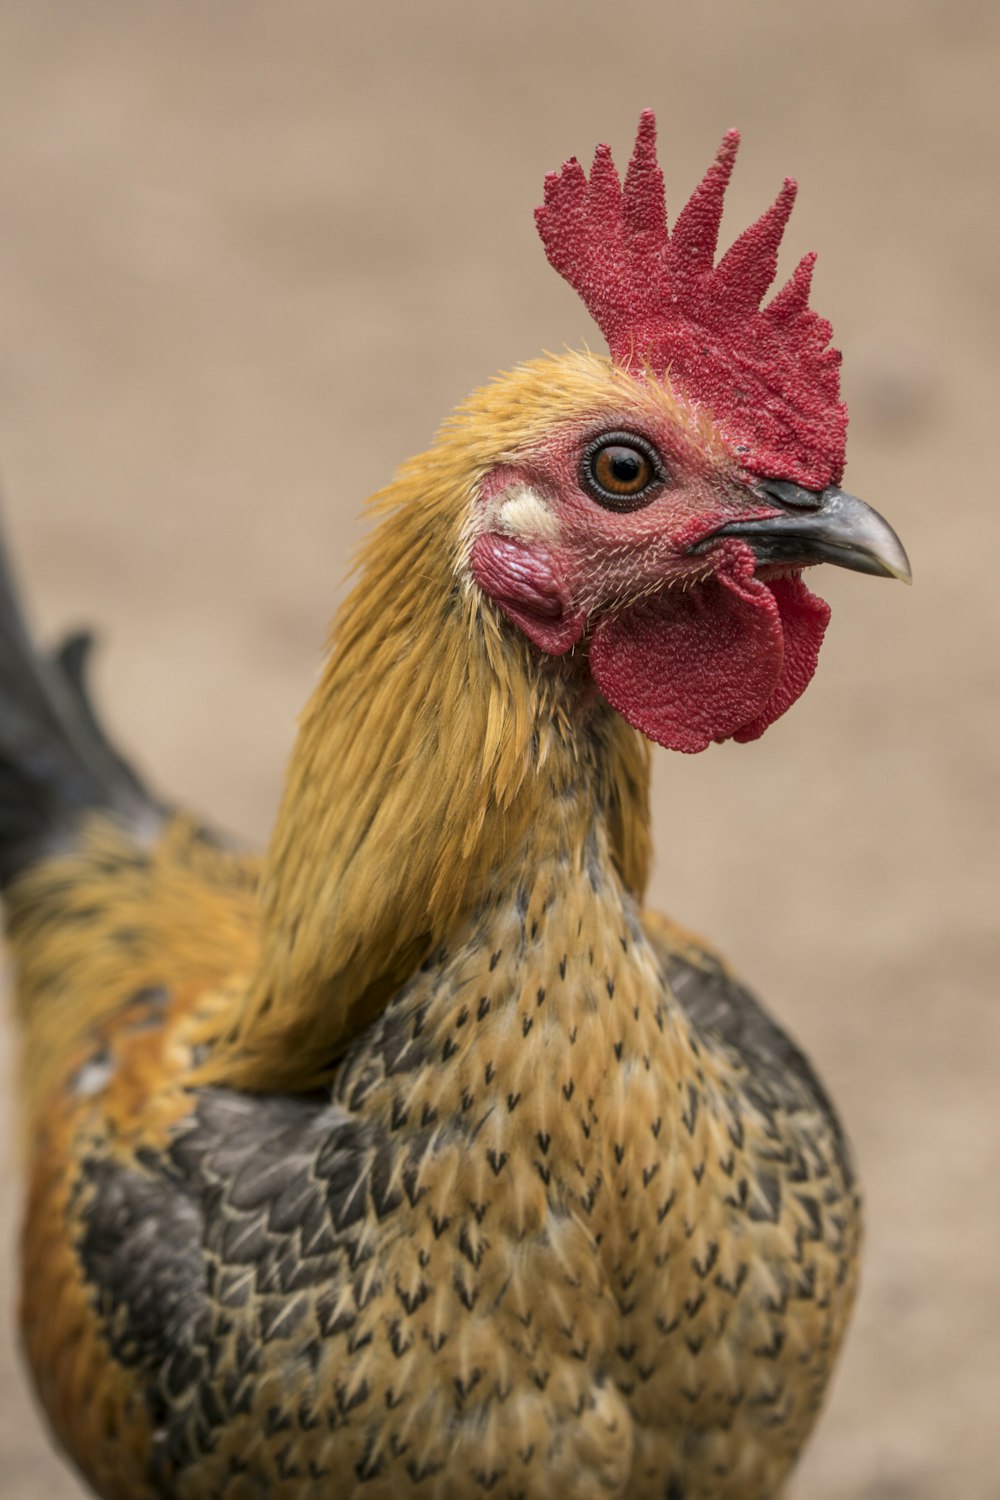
[705,487,912,584]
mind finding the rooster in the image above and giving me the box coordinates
[6,113,908,1500]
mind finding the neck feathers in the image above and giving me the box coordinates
[202,409,651,1091]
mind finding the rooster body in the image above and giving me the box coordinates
[7,122,906,1499]
[18,807,858,1500]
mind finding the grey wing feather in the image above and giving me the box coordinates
[654,938,855,1189]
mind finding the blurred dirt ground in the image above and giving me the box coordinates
[0,2,997,1496]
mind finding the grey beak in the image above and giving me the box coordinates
[706,486,912,584]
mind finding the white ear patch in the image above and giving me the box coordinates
[495,483,560,542]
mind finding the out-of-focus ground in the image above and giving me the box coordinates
[0,2,996,1496]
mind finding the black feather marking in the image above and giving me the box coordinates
[0,519,164,888]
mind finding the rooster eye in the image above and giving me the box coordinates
[581,432,665,511]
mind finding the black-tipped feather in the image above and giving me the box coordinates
[0,525,162,888]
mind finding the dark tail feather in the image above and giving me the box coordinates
[0,526,162,889]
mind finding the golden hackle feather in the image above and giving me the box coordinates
[197,350,657,1092]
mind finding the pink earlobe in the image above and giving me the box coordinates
[470,534,586,656]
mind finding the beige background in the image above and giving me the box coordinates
[0,2,996,1496]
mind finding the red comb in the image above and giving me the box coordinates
[535,111,847,490]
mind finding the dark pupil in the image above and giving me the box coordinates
[610,451,641,484]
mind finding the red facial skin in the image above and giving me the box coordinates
[469,411,831,754]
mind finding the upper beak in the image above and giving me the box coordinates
[703,483,912,584]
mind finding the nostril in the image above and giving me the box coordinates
[758,478,825,511]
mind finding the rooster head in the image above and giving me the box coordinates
[466,113,909,754]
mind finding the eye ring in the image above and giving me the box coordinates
[580,431,668,512]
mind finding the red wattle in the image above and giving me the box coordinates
[589,541,829,753]
[732,571,830,742]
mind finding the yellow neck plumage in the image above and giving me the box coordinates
[203,357,653,1092]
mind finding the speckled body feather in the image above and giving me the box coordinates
[8,351,862,1499]
[16,807,859,1500]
